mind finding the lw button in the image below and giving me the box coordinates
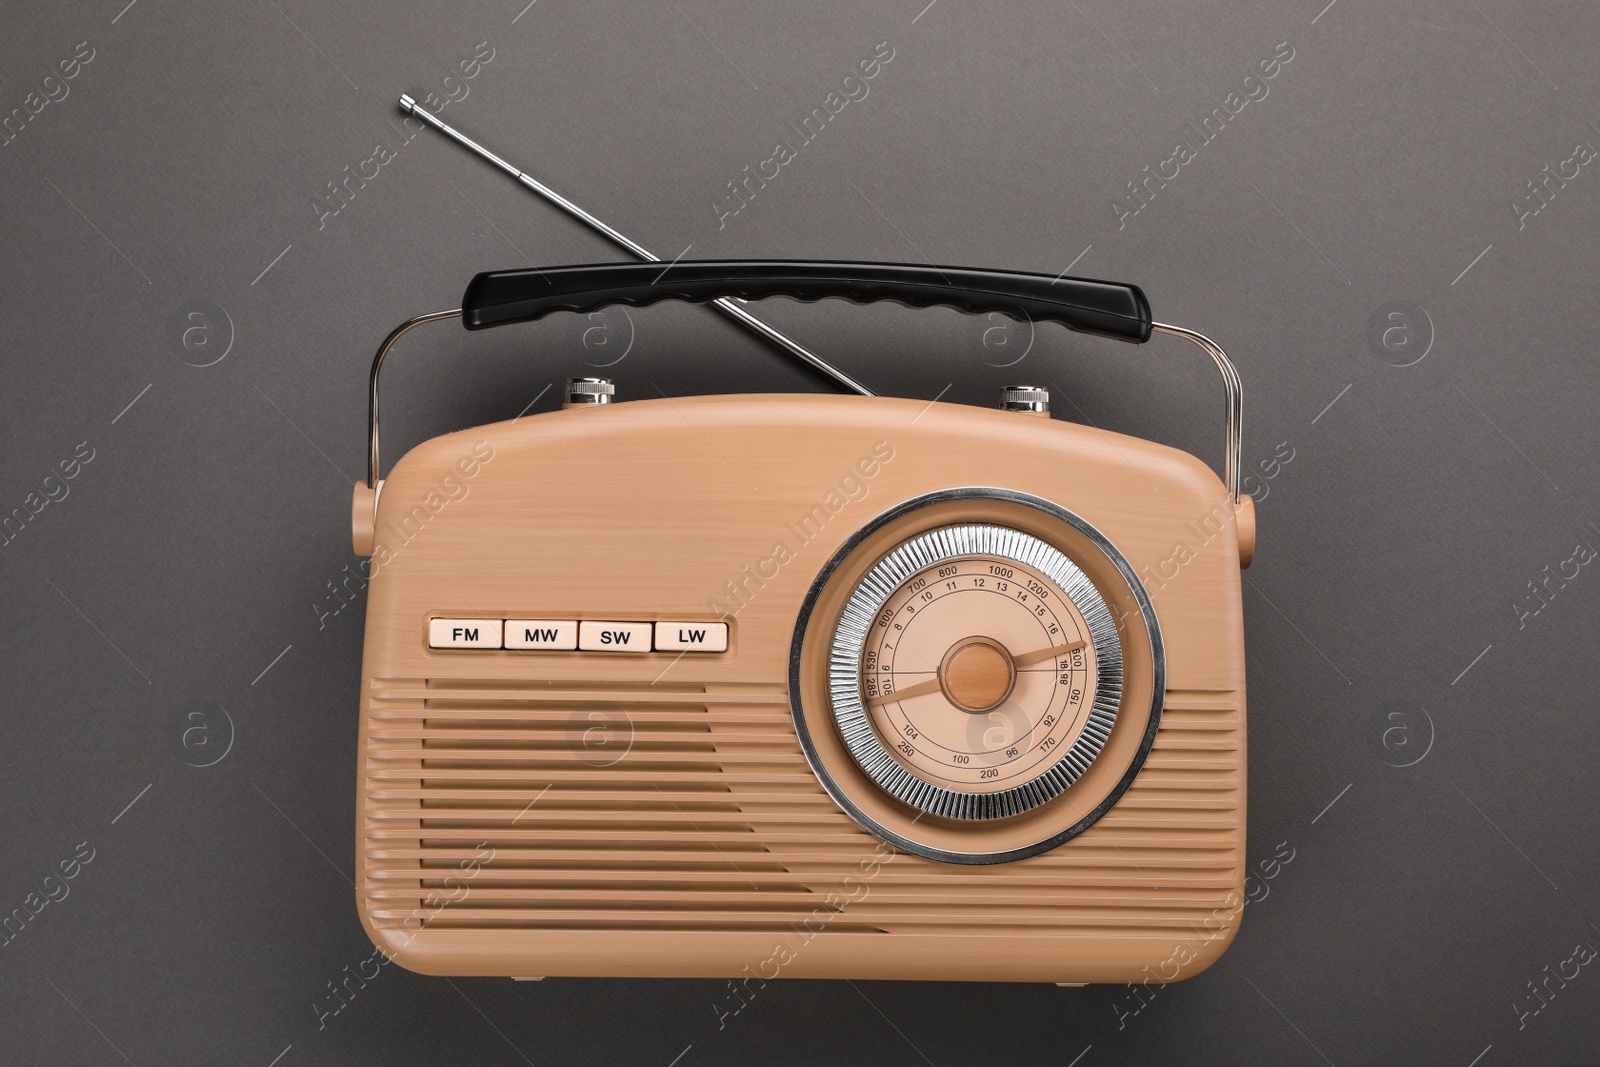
[579,621,653,652]
[655,622,729,653]
[429,619,504,649]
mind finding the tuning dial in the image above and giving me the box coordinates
[565,377,614,408]
[830,522,1120,821]
[998,385,1049,415]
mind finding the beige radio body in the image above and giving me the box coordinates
[353,392,1250,983]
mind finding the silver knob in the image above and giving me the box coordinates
[998,385,1049,414]
[565,377,614,406]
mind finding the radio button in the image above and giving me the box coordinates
[429,619,504,649]
[505,620,578,650]
[578,621,653,652]
[655,622,729,652]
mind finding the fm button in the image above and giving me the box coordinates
[428,619,504,649]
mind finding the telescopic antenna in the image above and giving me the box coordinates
[398,94,873,397]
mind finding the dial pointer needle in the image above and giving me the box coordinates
[865,639,1086,706]
[865,677,944,707]
[1013,639,1087,668]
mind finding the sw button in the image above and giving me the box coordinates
[578,621,653,652]
[428,618,504,649]
[654,621,729,653]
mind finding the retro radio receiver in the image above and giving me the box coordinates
[351,260,1253,984]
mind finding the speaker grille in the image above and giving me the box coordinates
[359,680,1240,935]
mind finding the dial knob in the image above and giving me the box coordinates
[564,376,614,406]
[998,385,1049,414]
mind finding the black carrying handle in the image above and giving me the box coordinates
[461,260,1153,344]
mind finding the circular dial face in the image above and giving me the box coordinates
[861,553,1098,793]
[829,525,1123,821]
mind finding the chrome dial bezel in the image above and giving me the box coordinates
[828,524,1123,820]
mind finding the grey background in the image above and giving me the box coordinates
[2,0,1597,1064]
